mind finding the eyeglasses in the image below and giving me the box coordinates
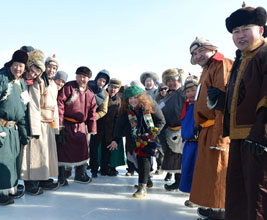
[160,88,168,91]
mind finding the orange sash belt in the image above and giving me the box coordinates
[64,116,79,123]
[168,126,181,131]
[200,120,215,128]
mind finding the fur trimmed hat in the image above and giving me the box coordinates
[140,71,159,86]
[190,38,218,65]
[45,54,59,67]
[226,6,267,36]
[109,78,122,88]
[76,66,92,78]
[123,85,144,100]
[183,75,199,91]
[162,68,184,85]
[27,50,45,73]
[54,71,68,83]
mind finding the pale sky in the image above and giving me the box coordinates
[1,0,266,85]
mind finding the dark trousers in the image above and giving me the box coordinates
[126,160,136,172]
[225,139,267,220]
[89,135,100,174]
[101,141,111,172]
[136,155,151,185]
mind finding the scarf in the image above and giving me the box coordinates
[127,107,159,148]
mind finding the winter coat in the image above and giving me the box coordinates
[0,68,28,194]
[190,52,233,209]
[114,101,166,156]
[57,81,97,166]
[20,78,59,180]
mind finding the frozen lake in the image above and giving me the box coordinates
[0,166,199,220]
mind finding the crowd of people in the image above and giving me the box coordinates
[0,5,266,220]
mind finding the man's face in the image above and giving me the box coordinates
[192,47,215,67]
[10,62,25,79]
[55,79,65,90]
[166,79,181,91]
[76,74,89,89]
[232,24,264,51]
[45,63,58,78]
[25,65,42,80]
[159,87,168,97]
[144,78,155,90]
[97,78,106,88]
[108,85,120,97]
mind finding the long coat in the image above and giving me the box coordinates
[57,81,97,167]
[159,87,186,173]
[20,78,59,180]
[189,52,233,208]
[0,68,28,194]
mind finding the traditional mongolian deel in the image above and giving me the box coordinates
[57,81,97,166]
[189,52,233,208]
[20,78,59,180]
[0,68,28,195]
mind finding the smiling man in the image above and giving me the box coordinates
[188,38,233,220]
[222,6,267,220]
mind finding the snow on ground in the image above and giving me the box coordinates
[0,166,199,220]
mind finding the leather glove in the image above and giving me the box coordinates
[21,136,30,146]
[207,86,223,104]
[245,139,266,156]
[193,126,202,140]
[31,135,40,139]
[56,128,69,145]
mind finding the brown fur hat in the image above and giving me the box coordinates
[162,68,184,85]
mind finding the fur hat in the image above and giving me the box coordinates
[123,85,144,100]
[162,68,184,85]
[190,37,218,65]
[140,71,159,86]
[7,50,28,67]
[183,75,199,92]
[27,50,45,73]
[109,78,122,88]
[226,6,267,36]
[54,71,68,83]
[20,46,34,53]
[76,66,92,78]
[45,54,59,67]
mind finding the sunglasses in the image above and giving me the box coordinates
[160,88,168,91]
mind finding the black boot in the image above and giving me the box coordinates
[25,181,43,195]
[39,178,60,190]
[197,207,225,220]
[58,166,68,186]
[164,173,180,191]
[9,184,25,199]
[0,194,14,206]
[164,172,172,181]
[74,164,92,184]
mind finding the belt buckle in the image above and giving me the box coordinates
[6,121,15,128]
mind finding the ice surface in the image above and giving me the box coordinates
[0,166,199,220]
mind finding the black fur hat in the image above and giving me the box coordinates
[226,6,267,37]
[76,66,92,78]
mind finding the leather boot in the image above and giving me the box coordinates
[58,166,68,186]
[164,173,181,191]
[74,164,92,184]
[133,185,147,198]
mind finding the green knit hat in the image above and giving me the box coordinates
[123,85,144,99]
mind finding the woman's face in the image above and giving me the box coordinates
[128,96,139,108]
[55,78,65,90]
[145,78,155,90]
